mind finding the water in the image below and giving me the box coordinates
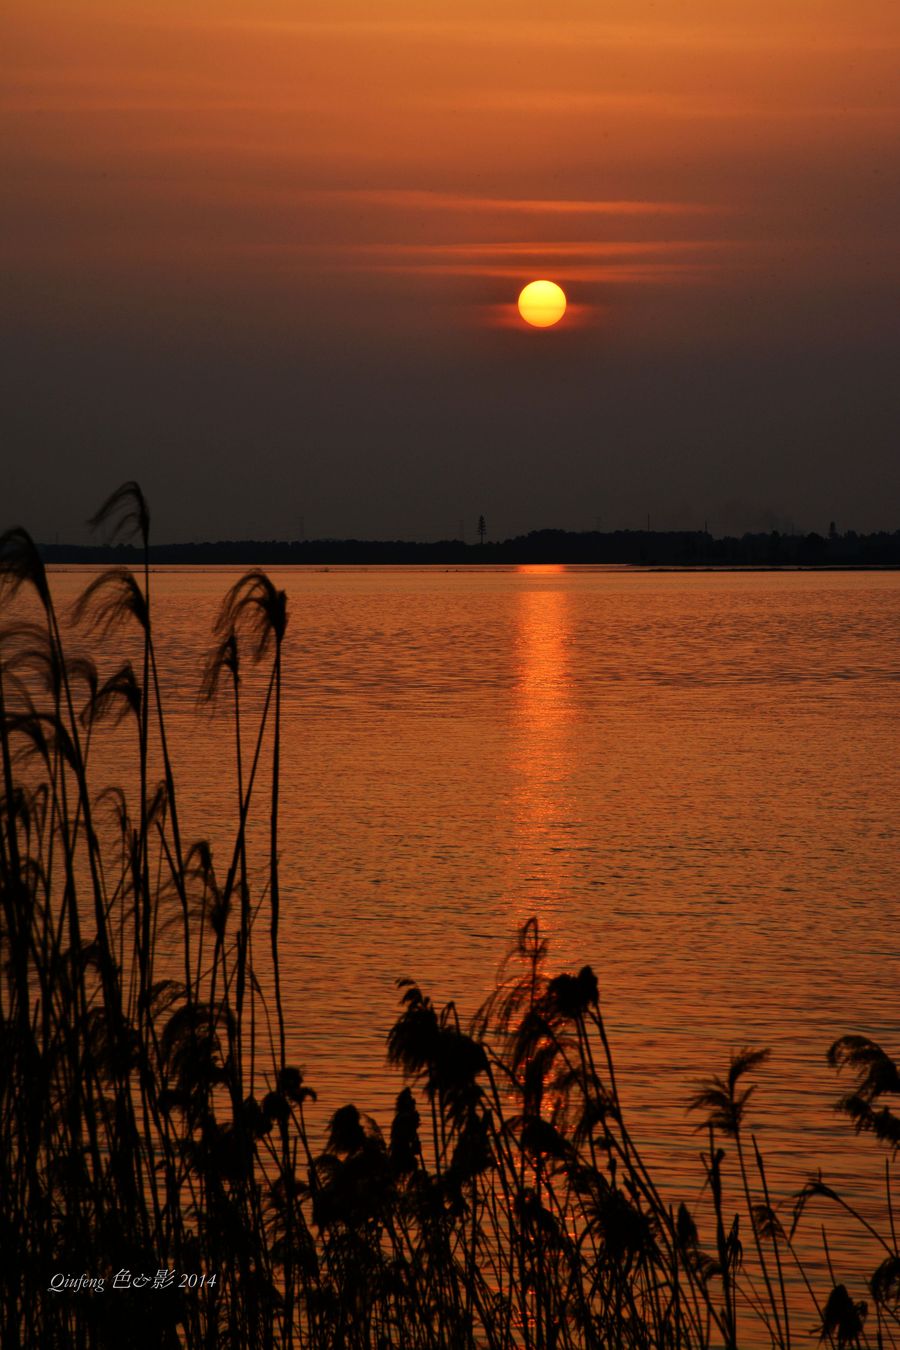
[42,564,900,1276]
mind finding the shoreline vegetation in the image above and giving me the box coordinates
[37,526,900,570]
[2,483,898,1349]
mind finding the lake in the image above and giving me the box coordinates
[44,564,900,1269]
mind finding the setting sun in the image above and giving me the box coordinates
[517,279,567,328]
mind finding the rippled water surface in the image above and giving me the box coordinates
[47,565,900,1258]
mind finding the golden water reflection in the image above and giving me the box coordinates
[30,565,900,1290]
[508,568,577,925]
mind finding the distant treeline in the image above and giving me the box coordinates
[39,526,900,567]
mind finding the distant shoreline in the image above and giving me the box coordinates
[41,563,900,574]
[37,525,900,569]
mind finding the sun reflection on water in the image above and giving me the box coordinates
[507,569,578,931]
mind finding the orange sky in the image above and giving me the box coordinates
[2,0,899,539]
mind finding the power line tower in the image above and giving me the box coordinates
[478,514,486,547]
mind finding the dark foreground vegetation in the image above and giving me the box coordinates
[3,484,899,1349]
[39,525,900,569]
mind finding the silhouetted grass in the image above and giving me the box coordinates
[1,484,898,1348]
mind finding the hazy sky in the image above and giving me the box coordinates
[3,0,899,541]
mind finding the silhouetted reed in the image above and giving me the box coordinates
[1,485,897,1348]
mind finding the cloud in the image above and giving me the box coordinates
[237,238,732,287]
[305,189,716,217]
[158,11,900,59]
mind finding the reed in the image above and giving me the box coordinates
[0,485,897,1349]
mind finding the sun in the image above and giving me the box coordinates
[517,279,567,328]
